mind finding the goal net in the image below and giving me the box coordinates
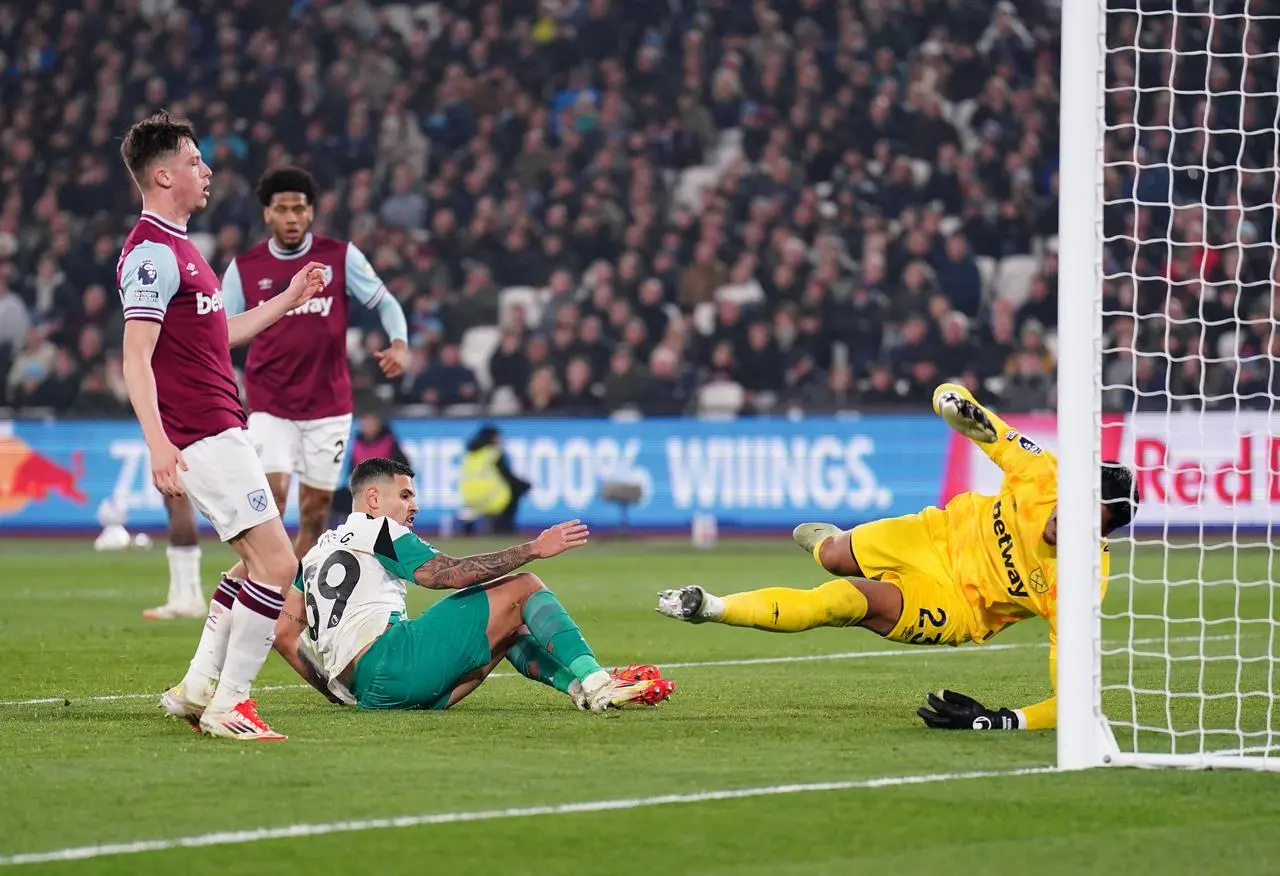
[1058,0,1280,770]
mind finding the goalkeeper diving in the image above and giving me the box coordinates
[657,384,1139,731]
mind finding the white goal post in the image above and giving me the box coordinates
[1057,0,1280,771]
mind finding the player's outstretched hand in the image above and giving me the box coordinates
[932,384,998,444]
[148,439,189,498]
[917,689,1020,730]
[374,340,409,378]
[286,261,328,307]
[531,519,590,559]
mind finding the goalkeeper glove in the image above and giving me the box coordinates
[917,689,1022,730]
[932,385,998,444]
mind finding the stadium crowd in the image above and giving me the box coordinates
[0,0,1268,418]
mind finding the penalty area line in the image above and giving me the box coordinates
[0,633,1239,707]
[0,765,1057,866]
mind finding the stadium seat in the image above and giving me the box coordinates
[697,380,745,417]
[692,301,717,336]
[714,282,765,307]
[674,165,721,212]
[460,325,501,389]
[994,255,1041,309]
[499,286,542,328]
[710,128,744,171]
[488,386,522,416]
[975,255,998,300]
[910,159,933,187]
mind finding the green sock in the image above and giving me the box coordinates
[505,634,576,694]
[522,589,603,682]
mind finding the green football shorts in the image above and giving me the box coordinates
[349,586,493,711]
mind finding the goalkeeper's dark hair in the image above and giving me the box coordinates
[120,110,197,185]
[256,165,317,206]
[1101,462,1139,535]
[349,457,415,494]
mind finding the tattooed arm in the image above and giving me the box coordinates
[273,588,343,704]
[412,519,591,590]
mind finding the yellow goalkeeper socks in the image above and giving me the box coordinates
[718,579,868,632]
[811,539,828,566]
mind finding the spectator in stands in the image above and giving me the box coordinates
[524,365,560,414]
[1002,350,1054,412]
[599,346,649,410]
[935,312,979,382]
[415,342,480,410]
[861,363,902,408]
[0,280,31,363]
[802,363,858,413]
[447,264,501,339]
[7,329,57,409]
[489,330,530,398]
[554,357,604,417]
[1,0,1205,420]
[678,241,730,311]
[737,321,785,409]
[934,233,983,319]
[1017,275,1058,332]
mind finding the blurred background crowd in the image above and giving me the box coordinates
[0,0,1274,419]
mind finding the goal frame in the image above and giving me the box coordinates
[1055,0,1108,772]
[1055,0,1280,773]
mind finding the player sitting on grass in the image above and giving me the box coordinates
[658,383,1138,731]
[272,457,674,713]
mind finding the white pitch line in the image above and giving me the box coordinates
[0,633,1240,708]
[0,765,1057,866]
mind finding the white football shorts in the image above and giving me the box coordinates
[248,411,353,492]
[178,426,279,542]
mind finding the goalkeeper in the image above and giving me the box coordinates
[657,383,1139,731]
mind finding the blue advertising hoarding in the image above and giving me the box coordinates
[0,416,951,533]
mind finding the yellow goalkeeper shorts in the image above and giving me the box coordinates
[850,511,977,647]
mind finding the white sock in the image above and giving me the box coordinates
[167,545,202,606]
[208,580,283,711]
[181,575,243,694]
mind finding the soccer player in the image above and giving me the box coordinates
[658,383,1139,731]
[273,457,675,712]
[117,111,328,740]
[220,166,409,560]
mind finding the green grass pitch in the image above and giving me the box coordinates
[1,536,1277,874]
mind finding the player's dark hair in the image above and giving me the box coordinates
[1101,462,1140,535]
[256,166,318,206]
[349,457,415,494]
[120,110,198,185]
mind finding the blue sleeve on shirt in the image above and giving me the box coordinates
[220,258,245,316]
[346,243,407,342]
[119,242,181,322]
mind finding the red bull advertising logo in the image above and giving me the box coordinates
[0,436,85,516]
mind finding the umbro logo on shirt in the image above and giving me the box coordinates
[257,278,272,291]
[186,263,199,276]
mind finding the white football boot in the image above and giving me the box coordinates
[159,677,215,731]
[142,602,207,620]
[791,522,841,558]
[199,699,288,741]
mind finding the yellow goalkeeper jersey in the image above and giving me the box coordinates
[937,388,1111,728]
